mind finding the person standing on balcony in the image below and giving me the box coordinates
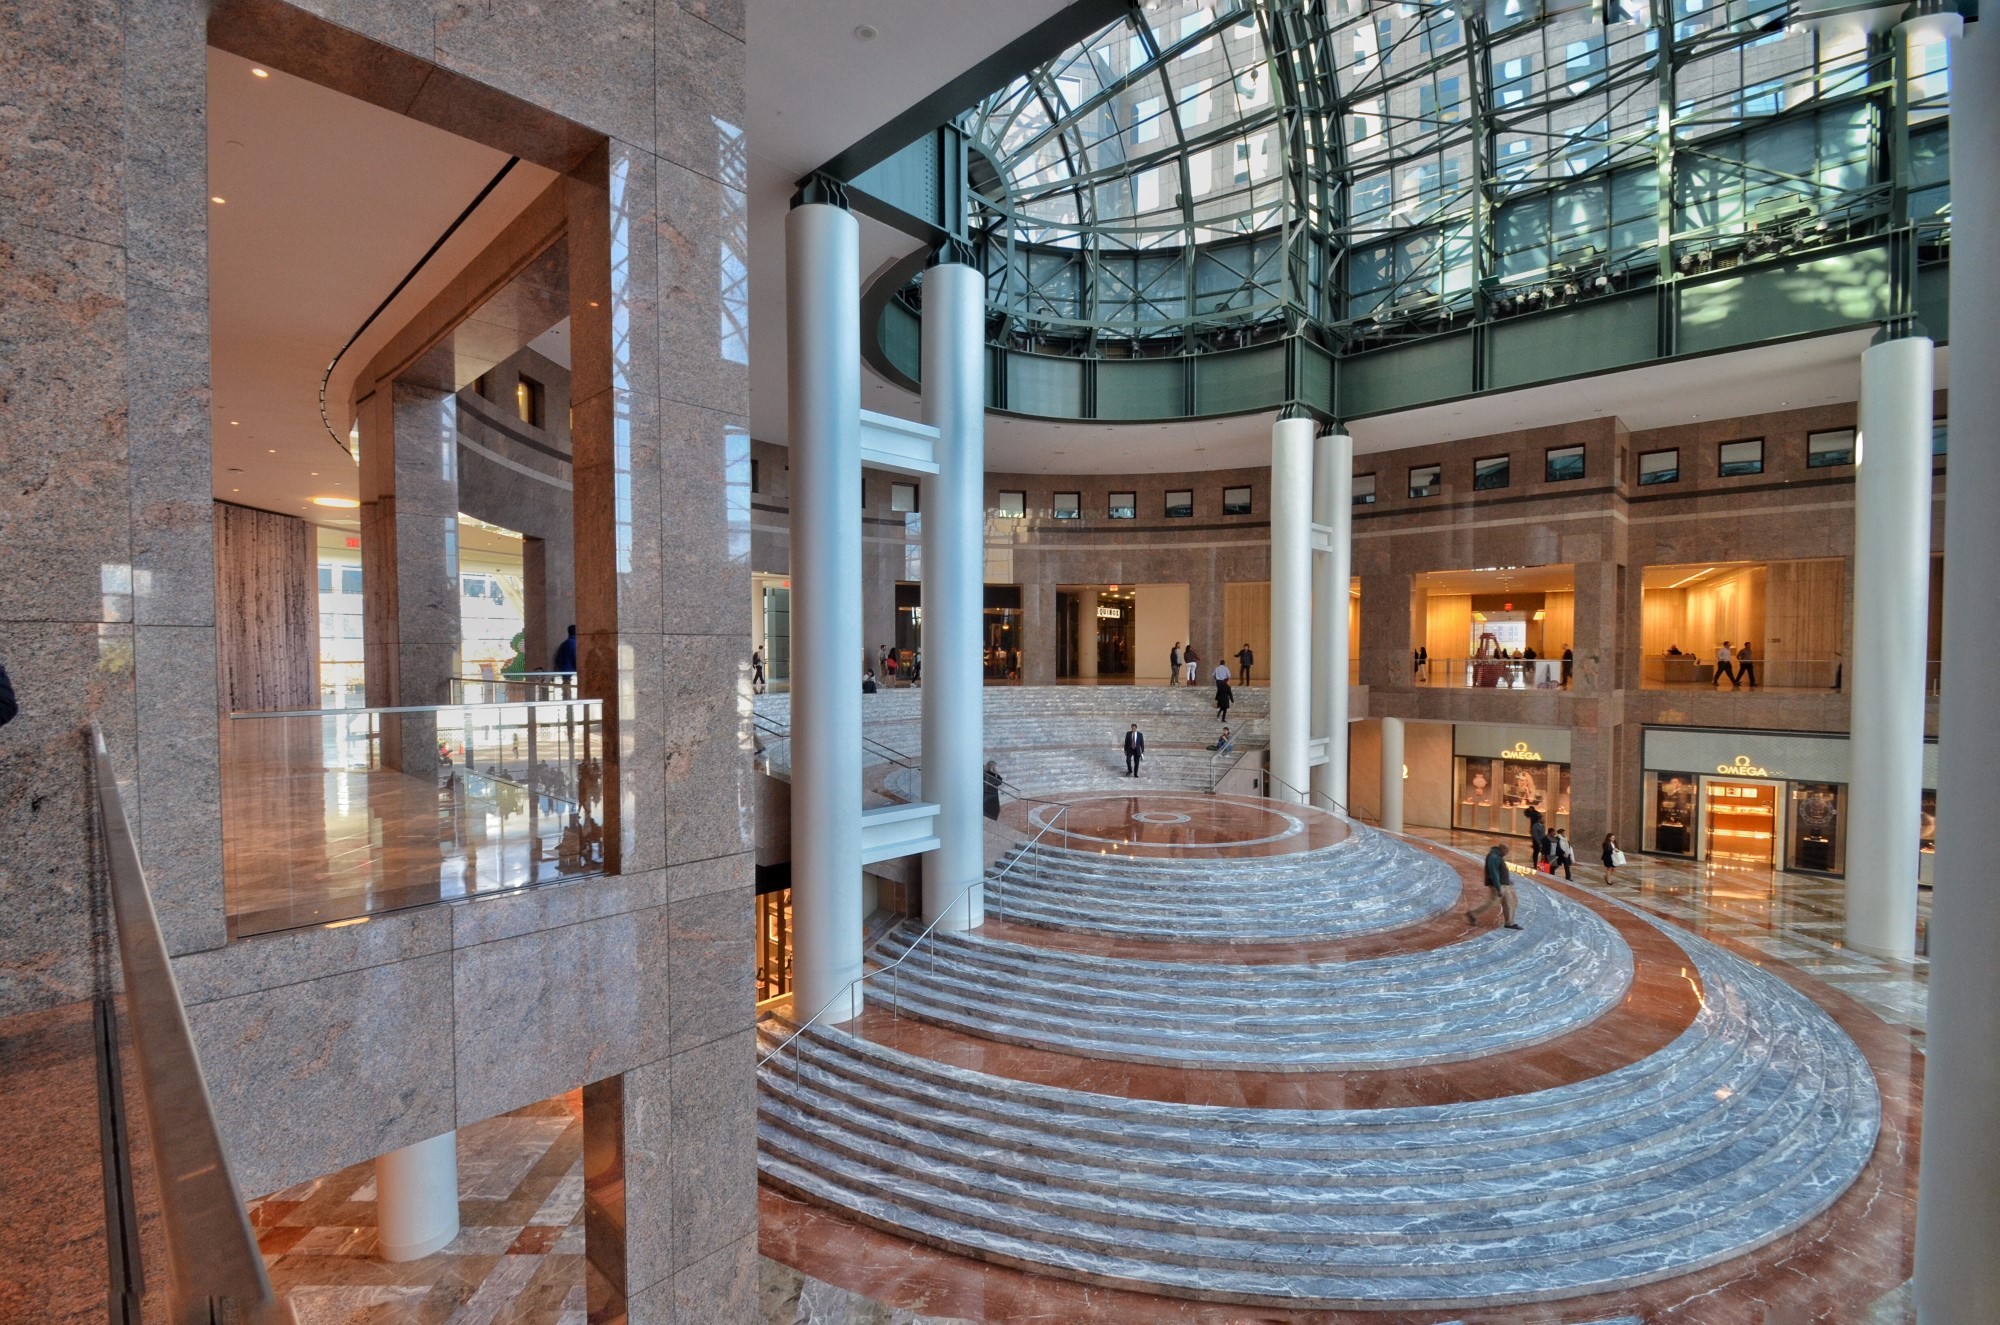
[1736,643,1758,689]
[1714,640,1736,688]
[1169,642,1183,686]
[1236,643,1254,685]
[1124,723,1145,777]
[553,624,577,674]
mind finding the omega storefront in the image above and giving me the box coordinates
[1453,724,1571,841]
[1640,727,1940,878]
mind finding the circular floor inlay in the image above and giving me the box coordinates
[1028,794,1308,851]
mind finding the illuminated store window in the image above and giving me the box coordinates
[1546,445,1586,482]
[1165,489,1194,518]
[1222,485,1252,515]
[1474,455,1511,491]
[1409,464,1441,498]
[1052,491,1081,519]
[1108,491,1137,519]
[1638,448,1679,485]
[1719,438,1764,477]
[515,375,544,428]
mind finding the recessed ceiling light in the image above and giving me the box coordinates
[211,196,226,204]
[229,420,239,425]
[312,496,360,508]
[267,448,276,453]
[853,23,878,40]
[310,471,318,476]
[251,67,270,78]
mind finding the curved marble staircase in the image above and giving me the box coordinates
[756,820,1880,1320]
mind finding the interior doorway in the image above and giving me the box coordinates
[1703,778,1782,867]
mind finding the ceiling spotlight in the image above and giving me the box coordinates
[267,448,276,453]
[211,196,226,204]
[853,23,878,40]
[251,67,270,78]
[229,420,239,426]
[312,496,361,509]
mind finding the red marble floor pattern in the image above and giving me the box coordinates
[999,791,1350,858]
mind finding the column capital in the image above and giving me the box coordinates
[926,236,978,269]
[790,173,851,211]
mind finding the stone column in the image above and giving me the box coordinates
[1312,430,1353,813]
[1379,715,1405,833]
[358,381,462,776]
[1076,588,1100,682]
[1844,332,1934,961]
[786,198,865,1023]
[1268,416,1314,803]
[919,257,986,930]
[375,1131,459,1262]
[1916,13,1999,1318]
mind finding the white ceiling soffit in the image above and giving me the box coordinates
[207,46,556,526]
[746,0,1081,449]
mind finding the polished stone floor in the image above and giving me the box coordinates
[248,1093,600,1325]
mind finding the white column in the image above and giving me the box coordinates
[1844,332,1934,961]
[1916,15,1999,1319]
[1379,716,1405,834]
[375,1131,458,1262]
[787,200,865,1022]
[1311,430,1353,815]
[920,258,987,930]
[1268,416,1314,804]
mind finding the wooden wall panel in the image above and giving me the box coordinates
[1542,591,1576,656]
[1222,581,1272,682]
[1424,593,1472,661]
[214,502,318,713]
[1764,558,1846,664]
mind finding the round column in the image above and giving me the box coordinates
[1311,431,1353,815]
[376,1131,459,1262]
[1379,716,1405,834]
[787,200,865,1023]
[1844,332,1934,961]
[1916,14,1999,1319]
[1268,416,1314,804]
[1076,589,1099,683]
[919,258,987,930]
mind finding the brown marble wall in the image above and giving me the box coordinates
[0,2,752,1320]
[213,502,318,713]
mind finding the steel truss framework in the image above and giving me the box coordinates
[946,0,1952,356]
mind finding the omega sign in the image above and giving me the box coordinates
[1716,754,1772,777]
[1504,740,1542,762]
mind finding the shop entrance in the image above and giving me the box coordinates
[1055,587,1136,679]
[1703,778,1782,867]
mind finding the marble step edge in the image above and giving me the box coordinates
[755,1099,1867,1283]
[755,1034,1837,1221]
[981,906,1458,946]
[985,865,1453,909]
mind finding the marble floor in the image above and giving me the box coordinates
[248,1093,602,1325]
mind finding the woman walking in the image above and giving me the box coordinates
[1601,832,1624,881]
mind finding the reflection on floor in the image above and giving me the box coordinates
[250,1093,601,1325]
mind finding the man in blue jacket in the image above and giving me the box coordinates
[1467,843,1523,930]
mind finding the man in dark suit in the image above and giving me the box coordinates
[1123,723,1145,777]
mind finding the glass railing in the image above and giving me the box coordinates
[1415,656,1572,689]
[222,697,605,937]
[91,725,297,1324]
[449,670,581,704]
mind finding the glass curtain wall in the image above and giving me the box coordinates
[956,0,1951,351]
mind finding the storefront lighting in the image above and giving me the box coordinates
[312,495,361,508]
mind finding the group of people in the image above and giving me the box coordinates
[1467,804,1627,931]
[1712,641,1758,688]
[860,644,921,693]
[1169,642,1255,688]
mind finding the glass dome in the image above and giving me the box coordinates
[959,0,1951,351]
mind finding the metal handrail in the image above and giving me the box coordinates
[750,709,921,771]
[90,726,295,1325]
[757,801,1071,1072]
[1261,765,1373,823]
[228,696,600,720]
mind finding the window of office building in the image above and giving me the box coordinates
[1473,455,1510,490]
[515,374,544,428]
[1807,429,1855,468]
[1052,491,1081,519]
[1546,445,1586,481]
[1719,438,1764,477]
[1638,448,1679,485]
[1165,489,1194,518]
[1222,485,1252,515]
[891,481,919,512]
[1108,490,1137,518]
[1354,473,1376,505]
[1409,464,1441,498]
[995,490,1026,518]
